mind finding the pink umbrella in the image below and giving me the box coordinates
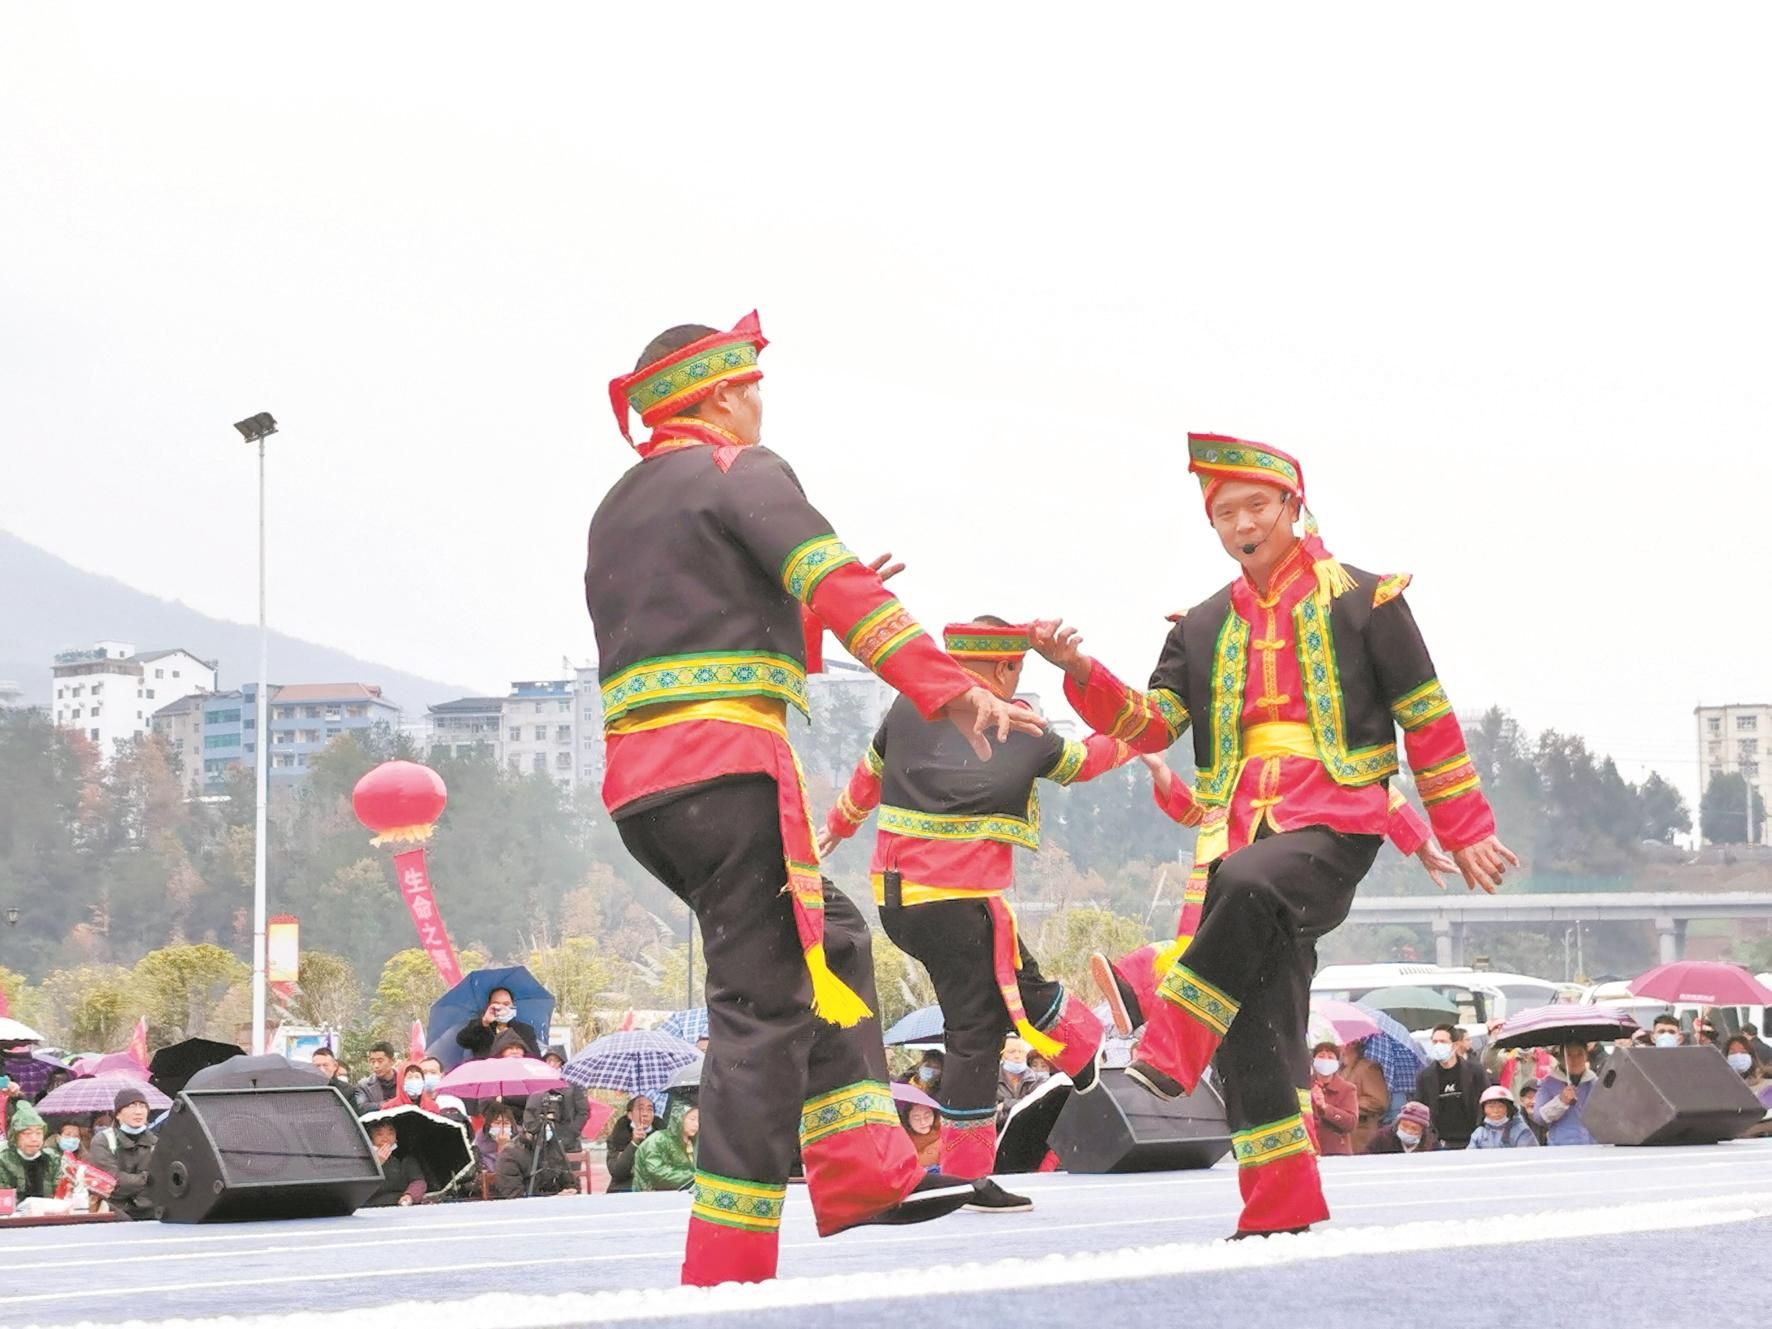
[1308,999,1383,1045]
[38,1074,171,1116]
[890,1080,939,1110]
[1629,962,1772,1007]
[437,1056,565,1100]
[73,1052,149,1078]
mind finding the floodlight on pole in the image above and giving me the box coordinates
[4,906,18,927]
[234,411,277,1054]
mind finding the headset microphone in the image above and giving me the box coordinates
[1240,492,1294,557]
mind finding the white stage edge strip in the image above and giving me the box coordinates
[45,1190,1772,1329]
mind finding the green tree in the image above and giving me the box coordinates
[527,937,627,1044]
[871,932,937,1032]
[368,946,488,1045]
[0,963,28,1017]
[130,943,249,1042]
[33,965,134,1050]
[1701,772,1766,845]
[290,950,364,1033]
[1637,772,1692,844]
[1032,905,1151,997]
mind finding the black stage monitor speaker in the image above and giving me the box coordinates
[1049,1067,1233,1172]
[1583,1046,1763,1147]
[149,1085,383,1222]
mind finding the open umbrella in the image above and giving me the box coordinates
[1629,962,1772,1007]
[563,1030,698,1098]
[437,1056,565,1101]
[1490,1003,1639,1051]
[1359,986,1459,1031]
[149,1038,246,1096]
[73,1052,149,1078]
[425,965,556,1071]
[658,1008,710,1044]
[37,1074,171,1116]
[188,1054,327,1091]
[666,1054,705,1091]
[0,1016,44,1043]
[882,1004,947,1047]
[1,1046,55,1097]
[1353,1005,1429,1101]
[1307,999,1383,1047]
[360,1104,478,1194]
[890,1080,939,1110]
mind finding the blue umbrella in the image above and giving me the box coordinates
[1354,1004,1429,1101]
[564,1030,698,1099]
[882,1003,946,1047]
[658,1008,710,1043]
[426,965,556,1071]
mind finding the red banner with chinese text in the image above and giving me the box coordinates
[392,848,463,987]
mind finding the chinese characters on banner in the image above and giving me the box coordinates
[392,848,463,986]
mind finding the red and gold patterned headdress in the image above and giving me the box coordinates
[1187,432,1356,600]
[942,623,1032,662]
[608,312,768,445]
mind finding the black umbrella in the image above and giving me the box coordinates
[187,1054,327,1092]
[359,1104,477,1194]
[149,1038,246,1095]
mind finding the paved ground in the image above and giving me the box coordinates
[10,1141,1772,1329]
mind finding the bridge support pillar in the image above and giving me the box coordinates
[1433,918,1455,967]
[1655,916,1687,965]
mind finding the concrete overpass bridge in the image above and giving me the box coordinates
[1347,893,1772,966]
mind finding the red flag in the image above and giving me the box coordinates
[619,1009,635,1032]
[0,984,9,1018]
[127,1016,149,1069]
[391,848,464,986]
[409,1020,427,1063]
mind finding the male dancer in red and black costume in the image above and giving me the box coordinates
[1032,432,1515,1238]
[819,619,1130,1206]
[585,314,1042,1285]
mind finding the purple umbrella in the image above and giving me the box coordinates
[1490,1003,1639,1051]
[890,1080,939,1110]
[73,1052,149,1078]
[37,1074,171,1116]
[1630,962,1772,1007]
[1,1048,54,1098]
[437,1056,565,1100]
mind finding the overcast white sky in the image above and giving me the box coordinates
[4,4,1769,816]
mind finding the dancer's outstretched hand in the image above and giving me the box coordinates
[1451,836,1520,894]
[865,552,906,583]
[1028,619,1093,684]
[815,826,841,860]
[1139,752,1175,799]
[1416,840,1457,891]
[942,686,1045,760]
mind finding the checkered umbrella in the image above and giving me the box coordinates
[1353,1005,1428,1101]
[37,1074,171,1116]
[657,1008,710,1043]
[562,1030,698,1098]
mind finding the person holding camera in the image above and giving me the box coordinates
[525,1047,589,1145]
[456,986,542,1062]
[489,1099,578,1199]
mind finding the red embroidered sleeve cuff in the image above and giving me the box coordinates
[1061,660,1188,755]
[798,562,974,719]
[825,747,884,843]
[1385,788,1429,857]
[1151,771,1204,827]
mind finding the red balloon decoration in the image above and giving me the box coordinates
[351,760,448,845]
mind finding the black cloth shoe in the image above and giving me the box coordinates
[963,1178,1034,1213]
[1125,1059,1185,1101]
[1070,1046,1102,1095]
[1226,1226,1309,1241]
[854,1173,976,1228]
[1090,952,1143,1035]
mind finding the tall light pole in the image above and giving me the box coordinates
[234,412,278,1055]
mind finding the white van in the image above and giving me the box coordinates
[1311,963,1575,1032]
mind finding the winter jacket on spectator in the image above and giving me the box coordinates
[523,1083,591,1145]
[1467,1113,1538,1149]
[1535,1069,1598,1146]
[355,1070,400,1111]
[457,1018,542,1061]
[490,1131,576,1199]
[1344,1055,1389,1154]
[1414,1055,1489,1149]
[88,1123,159,1218]
[604,1108,651,1194]
[632,1103,696,1192]
[365,1151,428,1206]
[0,1101,65,1200]
[1310,1074,1360,1156]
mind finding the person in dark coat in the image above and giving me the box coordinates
[490,1116,576,1199]
[1414,1025,1489,1150]
[1308,1041,1359,1156]
[605,1095,654,1194]
[1364,1100,1438,1154]
[87,1086,158,1219]
[524,1047,590,1145]
[364,1119,426,1207]
[455,985,542,1061]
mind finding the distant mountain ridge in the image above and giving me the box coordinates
[0,530,477,711]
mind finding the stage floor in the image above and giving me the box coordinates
[12,1141,1772,1329]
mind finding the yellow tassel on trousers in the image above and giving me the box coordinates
[804,942,872,1028]
[1151,933,1192,980]
[1015,1017,1066,1061]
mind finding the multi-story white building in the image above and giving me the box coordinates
[149,694,207,795]
[423,697,505,761]
[51,642,216,759]
[573,666,605,787]
[1696,702,1772,845]
[502,680,578,789]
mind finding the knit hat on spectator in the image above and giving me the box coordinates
[113,1085,149,1113]
[1398,1101,1432,1130]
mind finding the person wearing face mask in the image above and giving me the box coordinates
[1413,1024,1489,1151]
[456,987,542,1062]
[1650,1015,1684,1049]
[1307,1041,1358,1156]
[419,1056,447,1098]
[1467,1085,1537,1149]
[910,1051,944,1100]
[364,1120,428,1207]
[475,1103,519,1175]
[996,1040,1036,1124]
[0,1099,66,1201]
[388,1060,440,1112]
[1724,1035,1764,1086]
[1364,1100,1436,1154]
[50,1121,88,1163]
[86,1087,158,1219]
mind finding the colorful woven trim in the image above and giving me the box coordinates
[863,743,885,777]
[800,1080,900,1148]
[1045,739,1088,786]
[878,803,1040,850]
[600,651,809,723]
[942,623,1031,660]
[1104,685,1190,746]
[1193,612,1250,805]
[1390,678,1452,732]
[607,311,767,444]
[1232,1113,1315,1168]
[1372,572,1413,608]
[780,535,859,605]
[1293,596,1399,786]
[691,1170,788,1232]
[1417,753,1482,806]
[1188,432,1304,508]
[845,600,923,672]
[1156,963,1239,1038]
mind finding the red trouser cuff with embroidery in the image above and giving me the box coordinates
[682,1216,779,1287]
[802,1119,923,1237]
[1041,993,1104,1079]
[1137,998,1221,1092]
[1236,1150,1330,1234]
[938,1117,997,1180]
